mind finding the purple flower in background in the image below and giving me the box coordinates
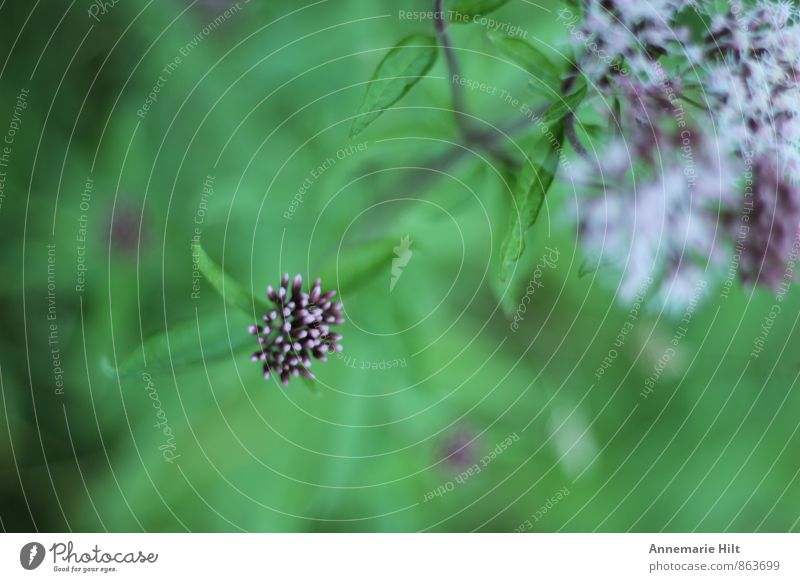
[576,0,693,83]
[706,1,800,288]
[706,1,800,169]
[106,202,145,257]
[439,427,478,470]
[249,274,343,385]
[573,122,737,309]
[568,0,800,307]
[736,158,800,289]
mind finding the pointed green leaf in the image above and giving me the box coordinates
[499,124,565,282]
[539,80,587,126]
[112,310,254,379]
[350,34,438,138]
[578,122,604,142]
[489,33,561,94]
[196,244,268,315]
[319,238,399,297]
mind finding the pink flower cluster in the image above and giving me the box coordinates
[570,0,800,307]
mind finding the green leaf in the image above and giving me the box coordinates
[195,244,268,315]
[319,238,399,297]
[578,258,598,279]
[448,0,510,19]
[539,79,587,126]
[301,374,322,396]
[577,122,604,141]
[610,96,622,135]
[112,238,396,382]
[350,34,438,138]
[498,124,565,282]
[112,310,254,379]
[489,33,561,94]
[561,0,583,14]
[577,255,619,279]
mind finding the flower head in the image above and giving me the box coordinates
[569,0,800,308]
[707,0,800,174]
[573,121,737,309]
[578,0,693,83]
[249,274,343,385]
[706,1,800,287]
[734,157,800,289]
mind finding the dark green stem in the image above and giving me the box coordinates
[435,0,469,135]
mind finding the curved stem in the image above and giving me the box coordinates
[388,109,548,192]
[434,0,470,136]
[433,0,538,166]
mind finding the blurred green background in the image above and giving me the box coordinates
[1,0,799,532]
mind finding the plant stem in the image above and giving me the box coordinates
[434,0,469,135]
[387,110,547,192]
[434,1,518,165]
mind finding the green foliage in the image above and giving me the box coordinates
[448,0,511,19]
[117,238,395,381]
[196,244,268,316]
[498,122,565,283]
[318,238,400,297]
[488,33,561,94]
[4,0,798,535]
[540,79,588,125]
[113,244,262,380]
[114,310,253,380]
[496,81,586,283]
[349,34,438,137]
[561,0,583,15]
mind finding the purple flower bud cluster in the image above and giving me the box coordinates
[249,274,343,385]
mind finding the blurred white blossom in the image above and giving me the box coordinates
[569,0,800,305]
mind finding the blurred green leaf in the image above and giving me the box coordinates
[301,374,322,396]
[498,124,564,282]
[488,33,561,94]
[562,0,583,14]
[578,121,605,141]
[610,96,622,135]
[540,79,587,126]
[319,238,399,297]
[448,0,510,19]
[578,258,598,279]
[113,310,253,379]
[196,244,268,315]
[350,34,438,138]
